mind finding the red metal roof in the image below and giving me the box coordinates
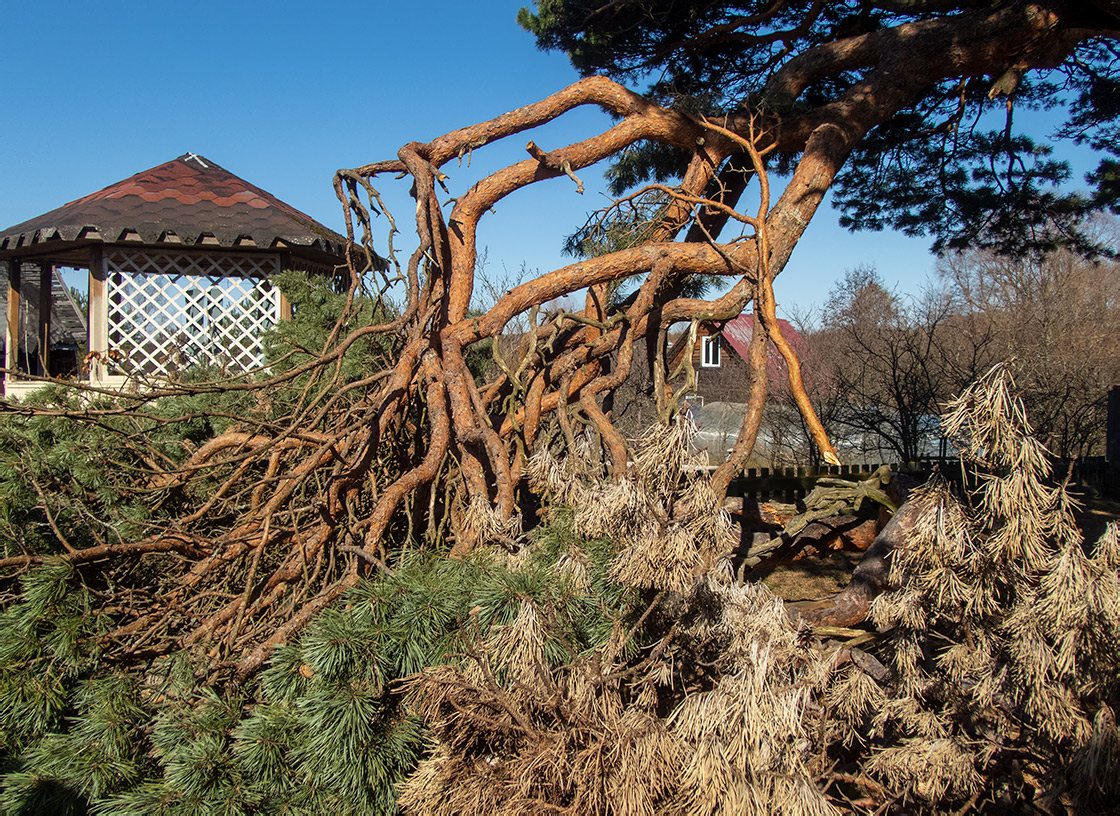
[0,154,346,260]
[721,312,808,365]
[721,312,829,393]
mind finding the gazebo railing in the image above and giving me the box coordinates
[106,248,281,376]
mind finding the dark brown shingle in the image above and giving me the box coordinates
[0,153,346,259]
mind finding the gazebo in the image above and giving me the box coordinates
[0,153,347,398]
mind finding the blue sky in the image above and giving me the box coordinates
[0,1,1086,314]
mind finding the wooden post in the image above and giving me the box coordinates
[277,253,292,320]
[38,263,53,377]
[5,260,20,380]
[88,245,107,383]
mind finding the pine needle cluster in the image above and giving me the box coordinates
[404,420,837,814]
[0,517,625,813]
[856,365,1120,810]
[528,418,737,592]
[0,382,254,561]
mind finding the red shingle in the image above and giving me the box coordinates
[0,154,346,258]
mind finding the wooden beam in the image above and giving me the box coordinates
[5,261,20,381]
[277,252,292,320]
[88,245,107,382]
[38,263,53,376]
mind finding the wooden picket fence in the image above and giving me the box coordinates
[1060,456,1113,497]
[727,461,938,505]
[726,455,1114,505]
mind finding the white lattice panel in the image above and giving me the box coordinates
[106,250,281,375]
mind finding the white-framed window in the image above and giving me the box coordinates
[701,334,721,367]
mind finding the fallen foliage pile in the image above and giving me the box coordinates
[398,366,1120,814]
[0,366,1116,813]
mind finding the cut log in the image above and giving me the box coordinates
[787,498,922,628]
[791,515,880,554]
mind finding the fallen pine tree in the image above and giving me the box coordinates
[0,1,1118,809]
[3,0,1118,684]
[0,366,1117,813]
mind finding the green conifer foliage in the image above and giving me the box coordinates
[0,271,413,814]
[0,473,627,813]
[261,269,399,421]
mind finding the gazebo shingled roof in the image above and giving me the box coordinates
[0,153,347,267]
[2,154,358,395]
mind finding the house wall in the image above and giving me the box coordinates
[693,335,754,403]
[608,328,760,443]
[677,327,760,405]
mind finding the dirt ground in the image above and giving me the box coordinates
[1077,490,1120,543]
[762,551,864,601]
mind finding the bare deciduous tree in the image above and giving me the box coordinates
[939,242,1120,458]
[812,267,964,462]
